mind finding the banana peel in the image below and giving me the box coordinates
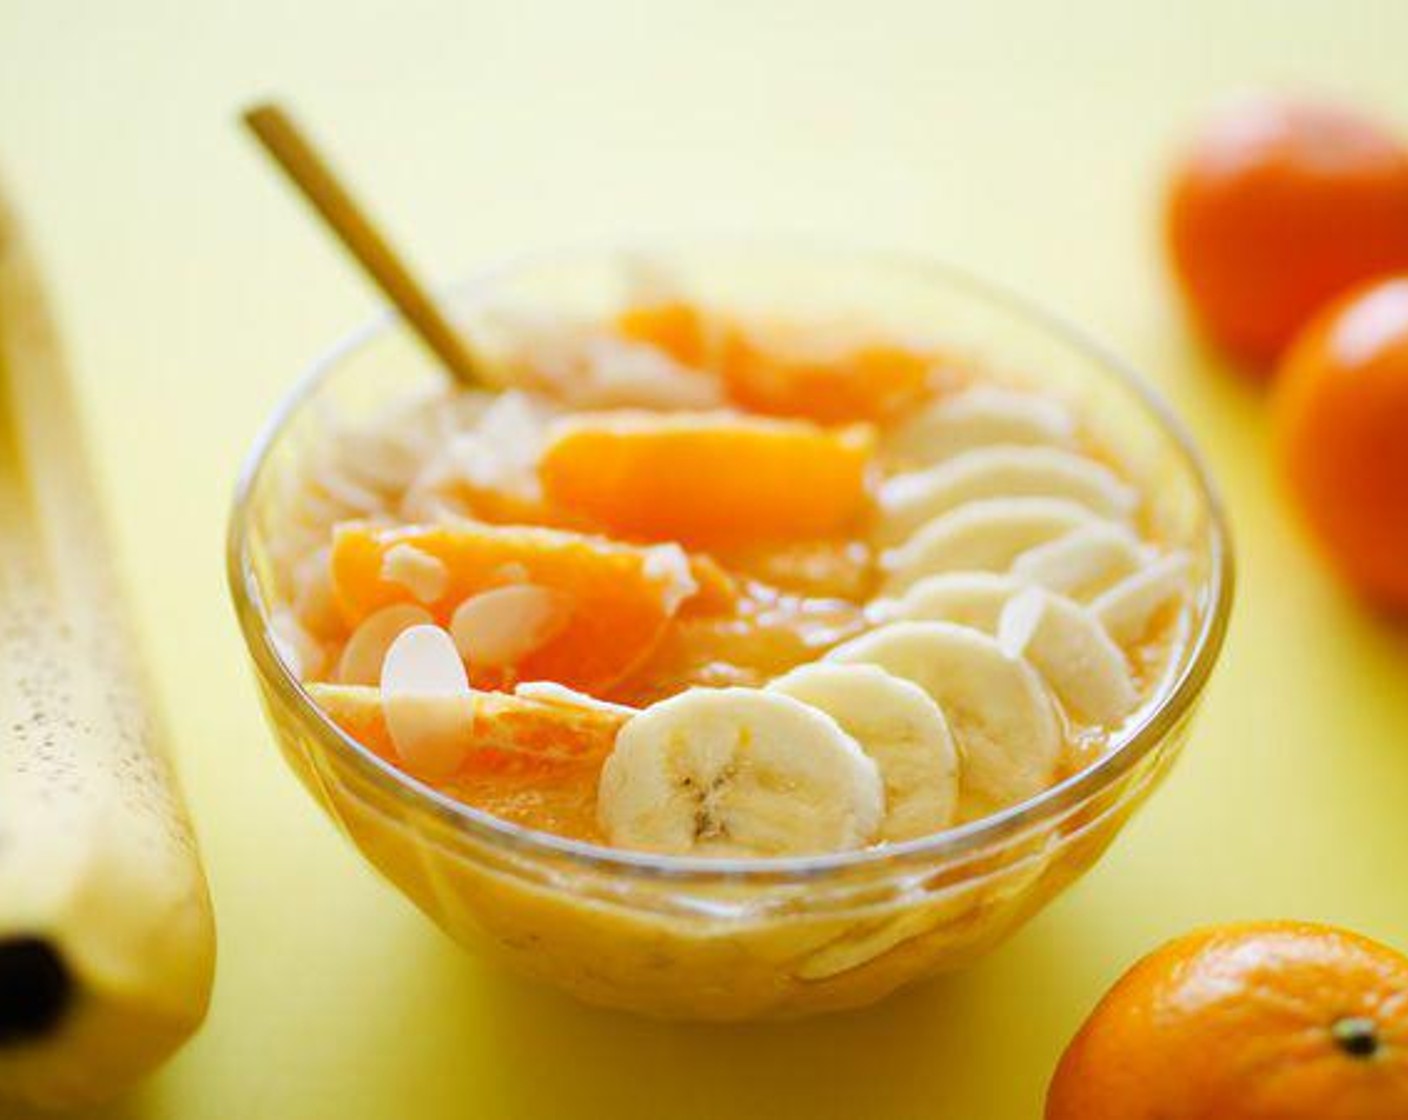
[0,185,215,1109]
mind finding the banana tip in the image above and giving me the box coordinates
[0,936,73,1046]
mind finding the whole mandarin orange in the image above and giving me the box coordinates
[1273,275,1408,613]
[1046,921,1408,1120]
[1167,96,1408,371]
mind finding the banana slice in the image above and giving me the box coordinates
[997,586,1137,726]
[892,572,1137,726]
[1009,521,1149,600]
[768,663,958,841]
[598,688,884,857]
[889,571,1022,631]
[1091,551,1191,645]
[826,621,1062,818]
[881,497,1097,595]
[874,446,1137,547]
[881,386,1076,466]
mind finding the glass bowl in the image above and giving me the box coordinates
[227,243,1232,1020]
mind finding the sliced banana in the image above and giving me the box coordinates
[826,621,1061,818]
[1009,521,1149,600]
[874,445,1137,547]
[881,496,1097,595]
[597,688,884,857]
[891,572,1137,727]
[997,586,1137,726]
[767,663,959,842]
[881,386,1076,466]
[1091,551,1191,645]
[889,571,1022,631]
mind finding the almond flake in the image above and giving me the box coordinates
[381,624,475,778]
[337,603,434,685]
[381,544,450,604]
[450,584,574,668]
[514,681,639,716]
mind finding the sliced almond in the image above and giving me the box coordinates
[449,584,574,669]
[381,624,475,777]
[380,543,450,604]
[513,680,640,716]
[337,603,434,685]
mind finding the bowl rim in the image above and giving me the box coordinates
[227,238,1234,884]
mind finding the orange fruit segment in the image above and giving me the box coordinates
[448,758,603,842]
[617,301,937,423]
[677,551,739,616]
[537,412,875,546]
[447,479,590,532]
[329,522,733,692]
[722,335,934,424]
[615,301,719,368]
[309,683,624,771]
[310,683,616,841]
[611,587,868,705]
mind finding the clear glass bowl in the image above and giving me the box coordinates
[227,244,1233,1020]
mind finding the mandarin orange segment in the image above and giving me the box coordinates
[310,683,613,841]
[722,338,934,424]
[309,683,624,770]
[446,479,591,532]
[615,301,718,368]
[445,759,603,842]
[329,523,732,692]
[611,589,868,705]
[537,413,875,546]
[617,301,938,424]
[681,552,741,616]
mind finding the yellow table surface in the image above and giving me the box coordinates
[4,1,1408,1116]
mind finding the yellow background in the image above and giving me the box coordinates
[4,1,1408,1116]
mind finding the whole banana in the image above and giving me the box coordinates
[0,188,215,1109]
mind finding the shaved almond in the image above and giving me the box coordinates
[381,624,475,777]
[380,543,450,603]
[514,680,639,716]
[338,603,434,685]
[450,584,574,669]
